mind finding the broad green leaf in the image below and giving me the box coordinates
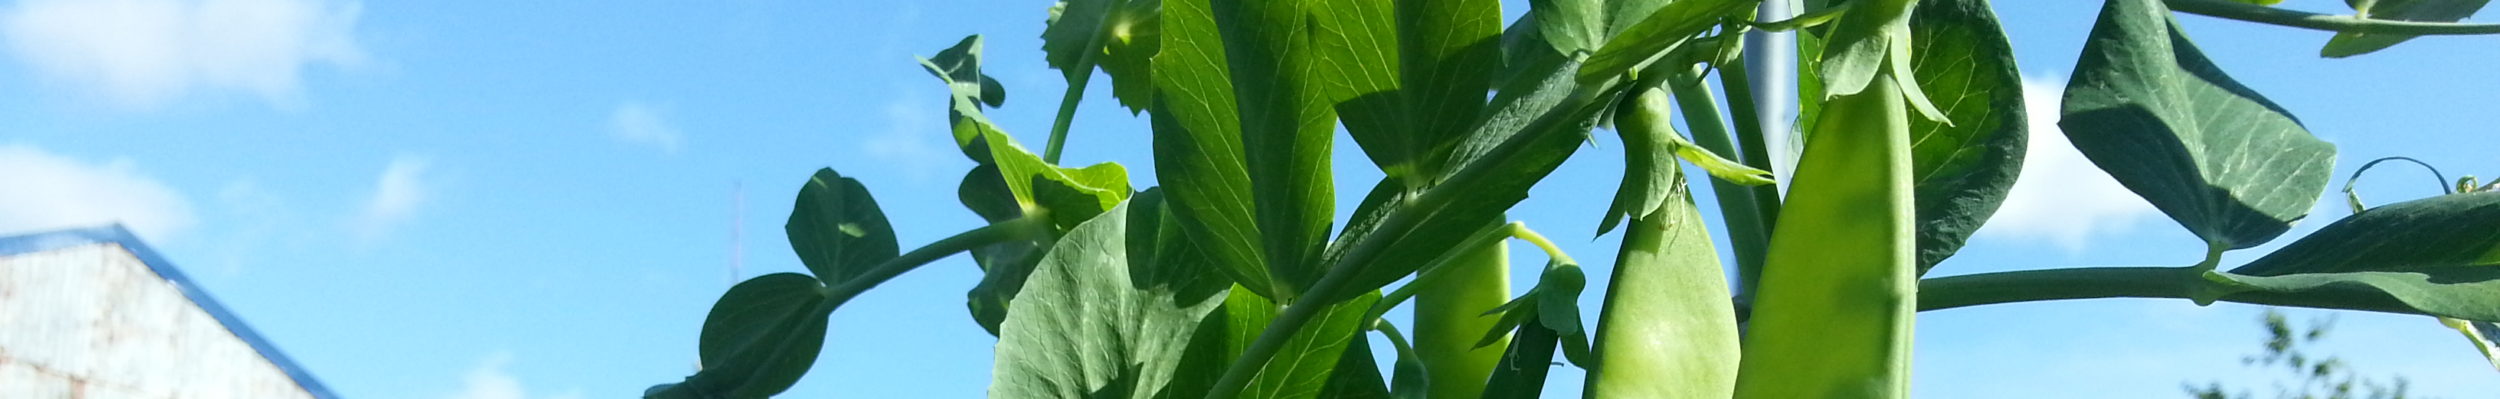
[2206,268,2500,323]
[2229,192,2500,276]
[1532,0,1608,55]
[923,34,1137,331]
[1320,340,1394,399]
[2196,193,2500,323]
[788,169,900,284]
[1045,0,1163,112]
[1150,0,1339,300]
[1902,0,2027,274]
[918,35,1011,161]
[2321,0,2492,58]
[984,132,1134,230]
[1578,0,1753,85]
[1328,0,1504,181]
[1331,42,1597,300]
[1307,0,1408,175]
[990,190,1234,399]
[655,273,830,398]
[1585,180,1740,399]
[1160,288,1386,399]
[2061,0,2337,250]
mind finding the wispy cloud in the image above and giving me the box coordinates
[0,144,195,240]
[351,155,428,241]
[441,352,584,399]
[0,0,365,108]
[1976,77,2160,251]
[862,92,953,181]
[609,101,683,154]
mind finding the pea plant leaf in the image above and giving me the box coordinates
[2228,192,2500,276]
[1151,0,1343,300]
[1578,0,1752,85]
[788,168,901,284]
[918,35,1011,162]
[650,273,831,398]
[1531,0,1607,55]
[1325,0,1504,181]
[1044,0,1163,112]
[919,35,1142,332]
[2321,0,2492,58]
[2201,192,2500,323]
[2060,0,2337,250]
[1331,38,1598,300]
[1159,288,1387,399]
[1901,0,2027,274]
[965,137,1135,332]
[990,190,1235,399]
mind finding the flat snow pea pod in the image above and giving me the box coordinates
[1583,179,1740,398]
[1733,76,1917,399]
[1414,233,1512,399]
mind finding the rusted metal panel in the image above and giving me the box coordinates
[1,226,328,399]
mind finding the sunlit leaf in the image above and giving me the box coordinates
[1159,288,1386,398]
[1150,0,1343,300]
[990,190,1234,399]
[788,168,900,284]
[1902,0,2027,273]
[1045,0,1163,112]
[2060,0,2337,250]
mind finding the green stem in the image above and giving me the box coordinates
[1367,222,1518,325]
[1915,267,2199,311]
[1205,85,1607,399]
[1666,69,1772,295]
[1715,59,1786,304]
[2168,0,2500,35]
[1042,69,1093,164]
[1916,267,2429,315]
[823,216,1052,306]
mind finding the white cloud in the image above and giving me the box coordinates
[441,353,584,399]
[0,0,365,107]
[1977,77,2161,251]
[862,93,954,181]
[609,102,683,154]
[351,155,427,241]
[0,144,195,240]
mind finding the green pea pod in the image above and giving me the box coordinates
[1583,179,1740,398]
[1414,236,1512,399]
[1733,76,1917,399]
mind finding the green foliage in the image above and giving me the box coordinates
[989,191,1229,399]
[2322,0,2492,58]
[2061,0,2337,251]
[648,0,2500,397]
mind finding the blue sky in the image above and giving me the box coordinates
[0,0,2492,398]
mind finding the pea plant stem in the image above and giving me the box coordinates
[2168,0,2500,35]
[1666,70,1772,299]
[1041,69,1092,164]
[822,216,1052,307]
[1203,85,1607,399]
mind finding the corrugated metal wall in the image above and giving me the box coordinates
[0,243,318,399]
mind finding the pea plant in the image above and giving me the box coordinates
[645,0,2500,397]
